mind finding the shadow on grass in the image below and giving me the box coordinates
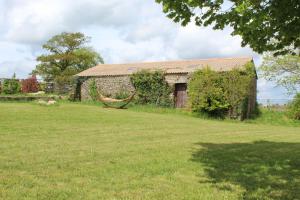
[192,141,300,200]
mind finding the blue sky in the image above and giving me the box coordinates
[0,0,292,103]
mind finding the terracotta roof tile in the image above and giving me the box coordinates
[76,57,253,77]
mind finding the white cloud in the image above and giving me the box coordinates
[2,0,143,45]
[1,0,254,61]
[173,25,253,59]
[0,41,36,78]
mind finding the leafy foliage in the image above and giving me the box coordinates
[38,82,46,92]
[130,70,173,107]
[155,0,300,55]
[188,65,255,119]
[287,93,300,120]
[33,32,104,93]
[88,79,98,101]
[2,73,21,95]
[223,63,256,118]
[260,54,300,93]
[188,68,229,117]
[21,75,39,93]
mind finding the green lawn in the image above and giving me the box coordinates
[0,102,300,200]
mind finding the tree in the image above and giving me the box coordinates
[155,0,300,55]
[2,73,21,95]
[33,32,104,93]
[21,75,39,93]
[260,54,300,93]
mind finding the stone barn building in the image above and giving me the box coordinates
[76,57,257,111]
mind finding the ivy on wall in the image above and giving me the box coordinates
[130,70,173,107]
[88,79,98,101]
[188,63,256,119]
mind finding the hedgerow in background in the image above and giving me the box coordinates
[88,79,98,101]
[2,73,21,95]
[131,70,173,107]
[21,75,39,93]
[287,93,300,120]
[188,64,256,119]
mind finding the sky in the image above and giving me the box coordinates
[0,0,293,104]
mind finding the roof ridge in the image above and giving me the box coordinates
[77,56,254,77]
[96,56,253,66]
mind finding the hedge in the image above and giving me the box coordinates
[188,63,256,119]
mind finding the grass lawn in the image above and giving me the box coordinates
[0,102,300,200]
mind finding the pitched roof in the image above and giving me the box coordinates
[76,57,253,77]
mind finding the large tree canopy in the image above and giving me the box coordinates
[33,32,103,91]
[156,0,300,55]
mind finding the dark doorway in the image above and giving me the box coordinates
[174,83,187,108]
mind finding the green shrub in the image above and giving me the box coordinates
[68,92,75,102]
[130,70,173,107]
[88,79,98,101]
[188,68,229,117]
[188,64,256,119]
[287,93,300,120]
[223,64,256,119]
[2,74,21,95]
[38,82,46,92]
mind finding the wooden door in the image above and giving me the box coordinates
[175,83,187,108]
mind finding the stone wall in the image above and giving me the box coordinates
[81,76,135,100]
[80,73,257,119]
[165,73,189,85]
[81,73,189,100]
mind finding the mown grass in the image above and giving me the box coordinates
[0,102,300,200]
[77,101,300,127]
[245,107,300,127]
